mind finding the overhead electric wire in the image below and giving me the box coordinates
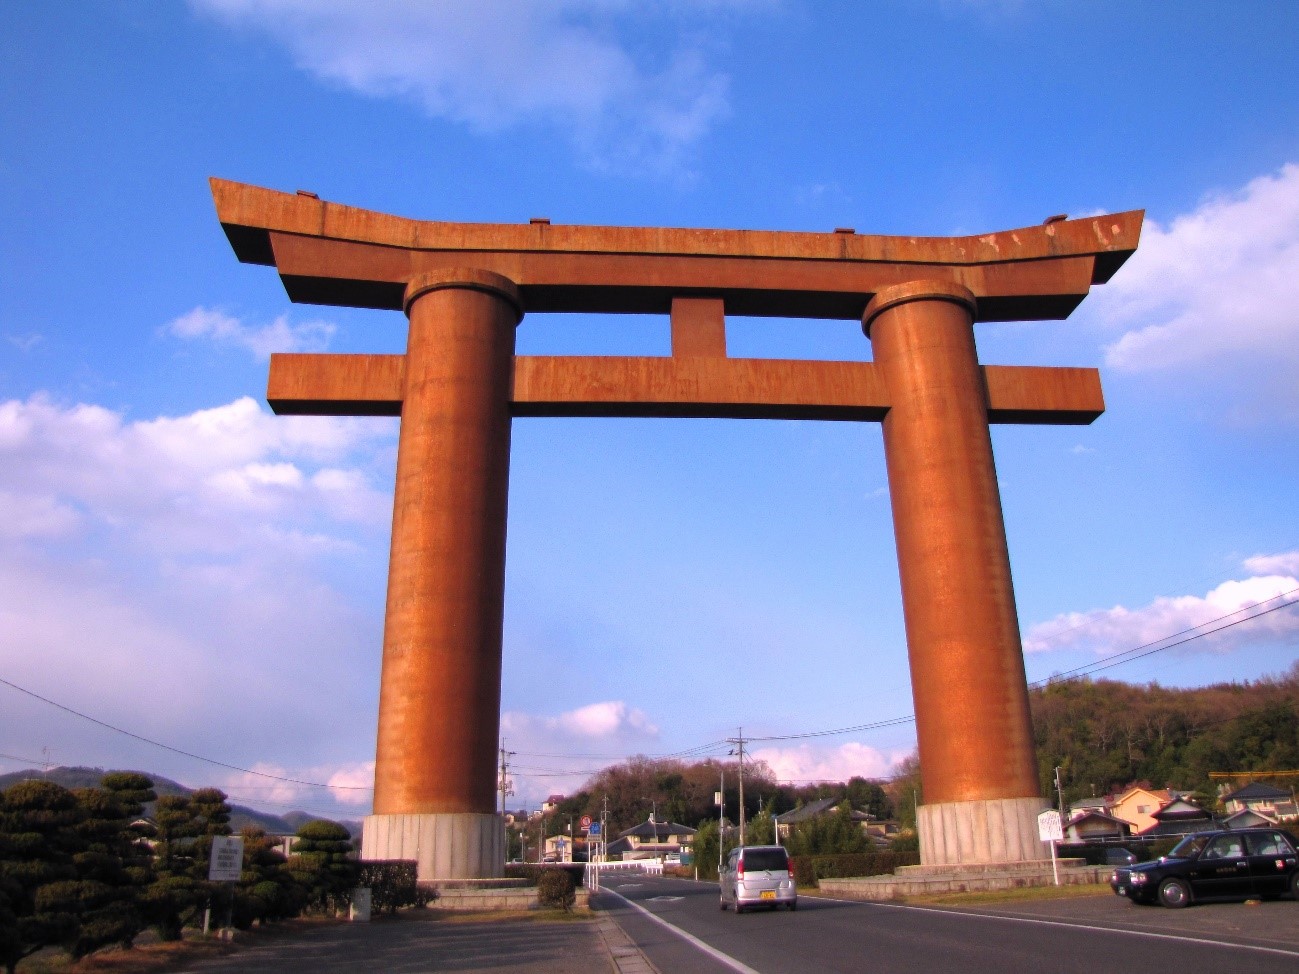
[1032,585,1299,687]
[0,675,371,791]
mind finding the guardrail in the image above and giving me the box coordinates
[584,857,664,890]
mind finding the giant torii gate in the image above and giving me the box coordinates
[211,179,1141,879]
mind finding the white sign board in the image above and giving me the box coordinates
[1037,809,1064,843]
[208,835,244,882]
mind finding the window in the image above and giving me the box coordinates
[1204,836,1244,860]
[1247,832,1296,857]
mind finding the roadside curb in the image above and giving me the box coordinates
[593,894,662,974]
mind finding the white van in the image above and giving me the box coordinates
[719,845,797,913]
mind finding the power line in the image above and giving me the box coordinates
[0,675,371,791]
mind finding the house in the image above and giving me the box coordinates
[775,798,892,844]
[1136,797,1219,839]
[1221,807,1277,830]
[1109,786,1176,834]
[1064,810,1131,844]
[541,794,565,814]
[1221,782,1297,821]
[605,817,696,861]
[542,832,581,862]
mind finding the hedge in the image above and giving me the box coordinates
[356,860,432,915]
[504,863,588,888]
[789,852,920,888]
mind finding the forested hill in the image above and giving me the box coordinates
[1030,665,1299,803]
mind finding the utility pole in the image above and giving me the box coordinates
[1054,766,1066,814]
[601,795,610,865]
[499,742,515,864]
[717,768,725,875]
[728,728,747,846]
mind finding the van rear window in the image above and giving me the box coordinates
[742,849,788,871]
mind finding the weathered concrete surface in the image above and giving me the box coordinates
[818,861,1108,900]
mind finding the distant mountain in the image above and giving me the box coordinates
[0,766,361,838]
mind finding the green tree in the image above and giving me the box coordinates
[0,779,84,972]
[232,828,303,928]
[288,820,357,915]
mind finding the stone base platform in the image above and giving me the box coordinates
[430,885,591,912]
[818,860,1109,901]
[362,812,505,882]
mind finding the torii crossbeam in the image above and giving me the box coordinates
[212,178,1141,878]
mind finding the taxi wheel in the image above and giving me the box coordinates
[719,898,727,911]
[1158,878,1191,909]
[788,901,797,911]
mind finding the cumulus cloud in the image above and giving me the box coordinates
[220,760,376,810]
[1095,163,1299,421]
[751,741,901,784]
[1024,558,1299,657]
[0,395,396,800]
[498,700,661,802]
[167,306,335,361]
[1244,550,1299,576]
[189,0,751,173]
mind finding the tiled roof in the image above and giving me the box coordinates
[777,797,840,824]
[1223,782,1291,802]
[618,819,698,839]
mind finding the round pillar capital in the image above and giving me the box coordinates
[862,280,976,337]
[404,269,524,322]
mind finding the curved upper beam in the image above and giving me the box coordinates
[211,178,1142,322]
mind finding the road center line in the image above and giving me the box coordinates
[601,888,765,974]
[809,895,1299,959]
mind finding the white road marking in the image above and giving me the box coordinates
[647,895,684,902]
[808,895,1299,959]
[602,887,764,974]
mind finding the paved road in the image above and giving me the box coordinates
[180,912,611,973]
[598,875,1299,974]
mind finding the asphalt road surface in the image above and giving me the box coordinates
[597,875,1299,974]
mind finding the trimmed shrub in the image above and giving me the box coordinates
[356,861,428,915]
[536,869,575,911]
[504,863,587,888]
[789,852,920,888]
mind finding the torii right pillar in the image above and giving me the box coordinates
[867,280,1044,864]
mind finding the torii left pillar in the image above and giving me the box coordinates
[361,269,521,880]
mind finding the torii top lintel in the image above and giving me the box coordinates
[211,179,1140,425]
[211,178,1142,322]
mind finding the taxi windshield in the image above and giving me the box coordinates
[1168,834,1213,859]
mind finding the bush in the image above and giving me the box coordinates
[356,861,428,916]
[789,852,920,888]
[536,869,575,911]
[504,863,587,888]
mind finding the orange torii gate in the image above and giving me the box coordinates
[211,179,1141,879]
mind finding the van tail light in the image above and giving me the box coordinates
[788,861,795,879]
[737,861,745,878]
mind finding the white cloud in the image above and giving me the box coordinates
[1025,562,1299,657]
[0,395,395,797]
[751,741,901,784]
[189,0,752,173]
[503,700,659,742]
[1095,163,1299,421]
[1244,551,1299,576]
[167,306,335,361]
[220,760,376,810]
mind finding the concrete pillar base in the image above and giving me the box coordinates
[361,812,504,882]
[917,797,1050,866]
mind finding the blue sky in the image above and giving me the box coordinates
[2,1,1297,819]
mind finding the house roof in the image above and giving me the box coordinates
[1223,782,1291,802]
[1222,808,1277,827]
[1151,799,1211,821]
[1068,810,1128,828]
[778,797,840,824]
[618,819,697,840]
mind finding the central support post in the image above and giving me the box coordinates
[866,281,1047,865]
[362,269,522,881]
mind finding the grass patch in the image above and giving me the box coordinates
[905,884,1113,906]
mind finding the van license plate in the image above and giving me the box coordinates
[760,890,776,900]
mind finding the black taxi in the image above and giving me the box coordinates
[1110,827,1299,908]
